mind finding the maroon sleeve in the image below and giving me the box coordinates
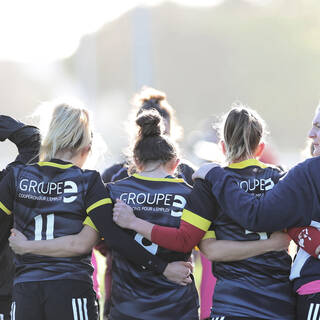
[287,226,320,259]
[151,220,205,253]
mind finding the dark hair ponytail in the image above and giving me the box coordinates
[131,110,179,171]
[136,111,163,137]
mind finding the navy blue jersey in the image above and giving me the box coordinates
[103,174,199,320]
[0,159,110,285]
[185,159,295,319]
[205,156,320,292]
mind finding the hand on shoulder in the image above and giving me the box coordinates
[192,162,221,181]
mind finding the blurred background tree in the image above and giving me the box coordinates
[1,0,319,169]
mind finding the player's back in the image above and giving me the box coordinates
[107,174,199,320]
[8,159,97,285]
[211,159,295,320]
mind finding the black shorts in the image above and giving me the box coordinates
[12,280,99,320]
[297,292,320,319]
[0,296,11,320]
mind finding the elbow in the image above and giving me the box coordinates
[199,240,221,262]
[180,243,195,253]
[69,238,92,256]
[173,238,198,253]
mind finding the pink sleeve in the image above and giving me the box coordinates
[91,251,101,299]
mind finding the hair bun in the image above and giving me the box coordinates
[136,110,162,137]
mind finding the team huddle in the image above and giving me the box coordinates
[1,87,320,320]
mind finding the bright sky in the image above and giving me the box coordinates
[0,0,270,63]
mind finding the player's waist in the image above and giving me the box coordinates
[13,265,93,285]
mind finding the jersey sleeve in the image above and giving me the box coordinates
[0,115,40,175]
[177,161,195,186]
[0,115,25,142]
[204,161,314,232]
[287,226,320,259]
[101,163,127,183]
[8,125,40,165]
[151,179,216,252]
[0,169,15,216]
[85,172,168,274]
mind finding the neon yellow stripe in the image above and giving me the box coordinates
[202,230,216,240]
[83,217,98,232]
[133,173,184,183]
[228,159,267,169]
[86,198,112,214]
[181,209,211,231]
[38,162,74,169]
[0,201,11,215]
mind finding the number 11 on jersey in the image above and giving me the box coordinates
[34,214,55,240]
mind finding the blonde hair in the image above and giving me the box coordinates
[39,101,92,161]
[222,102,265,163]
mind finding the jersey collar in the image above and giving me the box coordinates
[227,158,267,169]
[38,158,74,169]
[132,173,184,183]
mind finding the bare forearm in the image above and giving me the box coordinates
[130,218,154,241]
[199,239,284,262]
[14,226,99,257]
[19,235,91,257]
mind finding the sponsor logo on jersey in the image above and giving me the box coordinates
[119,192,186,216]
[238,177,274,192]
[18,179,78,203]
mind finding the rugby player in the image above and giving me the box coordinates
[191,103,320,319]
[99,86,195,318]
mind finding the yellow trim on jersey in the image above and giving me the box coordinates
[181,209,211,231]
[38,162,74,169]
[0,201,11,215]
[83,216,98,232]
[86,198,112,214]
[202,230,216,240]
[133,173,184,183]
[228,159,267,169]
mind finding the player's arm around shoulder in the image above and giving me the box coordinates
[199,231,291,262]
[9,226,99,257]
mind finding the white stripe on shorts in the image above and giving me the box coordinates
[83,298,88,320]
[312,303,320,320]
[77,298,83,320]
[10,301,16,320]
[72,298,78,320]
[72,298,89,320]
